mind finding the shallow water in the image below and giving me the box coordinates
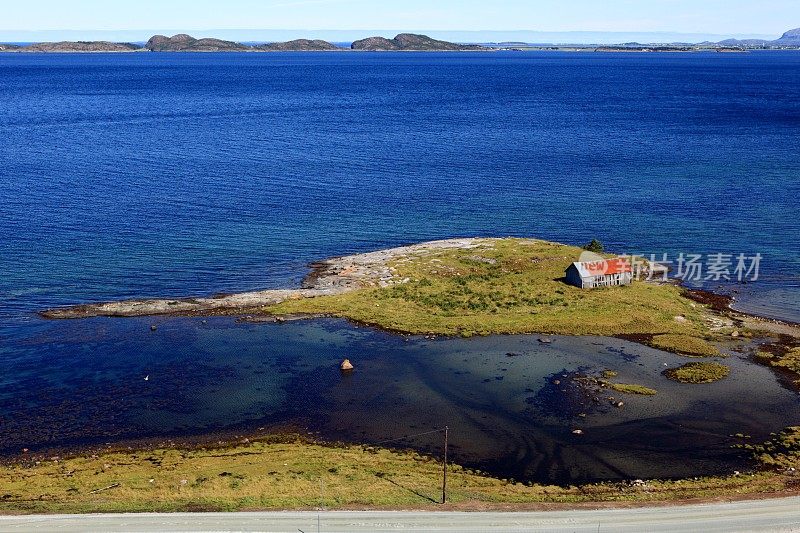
[2,317,796,484]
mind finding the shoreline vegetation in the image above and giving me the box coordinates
[3,28,800,53]
[41,237,800,383]
[1,430,798,514]
[26,237,800,510]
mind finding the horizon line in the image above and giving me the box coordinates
[0,28,783,35]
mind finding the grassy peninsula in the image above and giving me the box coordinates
[266,238,720,347]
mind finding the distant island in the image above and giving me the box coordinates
[351,33,484,51]
[2,28,799,53]
[0,33,489,53]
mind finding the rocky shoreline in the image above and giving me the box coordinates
[40,238,491,319]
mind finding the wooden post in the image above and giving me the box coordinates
[442,426,448,504]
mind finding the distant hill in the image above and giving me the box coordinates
[773,27,800,45]
[352,33,486,51]
[716,38,769,46]
[145,34,248,52]
[256,39,340,51]
[0,44,21,51]
[17,41,139,52]
[711,27,800,48]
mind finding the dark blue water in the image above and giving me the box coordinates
[1,51,799,325]
[1,52,799,483]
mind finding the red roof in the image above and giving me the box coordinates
[579,258,632,276]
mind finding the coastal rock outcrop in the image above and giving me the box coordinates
[351,36,402,51]
[40,237,489,319]
[256,39,340,51]
[18,41,140,52]
[351,33,485,51]
[145,34,249,52]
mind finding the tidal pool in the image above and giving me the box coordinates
[1,316,797,484]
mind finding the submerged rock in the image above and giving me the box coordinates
[340,359,354,371]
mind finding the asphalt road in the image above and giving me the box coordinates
[2,497,800,532]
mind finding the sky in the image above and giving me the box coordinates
[1,0,798,42]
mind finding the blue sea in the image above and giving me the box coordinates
[0,51,799,482]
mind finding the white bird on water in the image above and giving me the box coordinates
[144,375,149,381]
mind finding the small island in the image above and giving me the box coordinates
[351,33,485,51]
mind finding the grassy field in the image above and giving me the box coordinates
[1,435,797,514]
[268,239,719,350]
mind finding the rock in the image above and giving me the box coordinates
[351,33,486,51]
[256,39,340,51]
[538,337,553,344]
[553,379,561,385]
[146,34,249,52]
[731,330,739,337]
[19,41,140,52]
[340,359,354,371]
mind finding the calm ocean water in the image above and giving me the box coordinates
[0,51,799,482]
[1,51,799,325]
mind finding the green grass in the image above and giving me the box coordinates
[0,436,795,514]
[267,239,717,351]
[663,362,731,384]
[650,334,721,357]
[606,383,658,395]
[746,426,800,470]
[756,347,800,385]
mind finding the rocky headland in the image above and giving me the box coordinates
[41,238,483,319]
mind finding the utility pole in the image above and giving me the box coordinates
[442,426,448,504]
[318,478,323,533]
